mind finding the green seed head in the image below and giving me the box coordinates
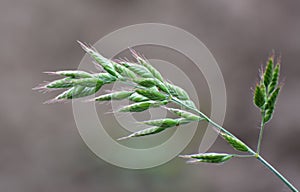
[77,41,120,78]
[93,73,117,84]
[264,87,280,123]
[121,62,153,78]
[66,78,103,87]
[165,82,190,100]
[43,77,98,90]
[94,91,133,101]
[130,49,164,82]
[118,126,166,140]
[263,55,274,88]
[141,118,186,128]
[113,62,137,79]
[180,153,233,164]
[135,89,168,101]
[46,70,93,79]
[165,107,202,121]
[118,101,166,112]
[50,84,102,103]
[46,78,74,89]
[128,92,150,102]
[220,132,249,152]
[134,78,158,87]
[253,84,266,109]
[268,63,280,94]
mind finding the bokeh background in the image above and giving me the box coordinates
[1,0,300,191]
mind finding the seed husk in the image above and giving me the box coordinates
[135,89,167,101]
[165,107,202,121]
[141,118,187,128]
[134,78,158,87]
[121,62,153,78]
[117,126,166,140]
[46,78,102,89]
[94,91,133,101]
[93,73,117,84]
[130,49,164,82]
[220,132,249,152]
[179,153,233,164]
[78,41,120,77]
[46,70,93,78]
[118,100,167,112]
[129,92,150,102]
[165,82,190,100]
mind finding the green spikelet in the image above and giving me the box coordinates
[46,78,75,89]
[141,118,188,128]
[165,82,190,100]
[156,81,169,93]
[128,93,149,102]
[134,78,158,87]
[77,41,120,77]
[119,101,167,112]
[54,84,102,101]
[113,62,137,79]
[135,89,168,101]
[165,107,202,121]
[117,127,166,140]
[69,78,103,87]
[46,78,103,89]
[46,70,93,78]
[264,87,280,123]
[263,56,274,88]
[94,91,133,101]
[220,133,249,152]
[180,100,196,109]
[268,64,280,94]
[180,153,233,164]
[121,62,154,78]
[253,84,266,109]
[94,73,117,84]
[130,49,164,82]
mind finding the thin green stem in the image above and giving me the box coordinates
[171,97,298,192]
[257,156,298,192]
[171,97,234,137]
[233,154,255,158]
[256,111,265,154]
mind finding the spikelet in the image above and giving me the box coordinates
[264,87,280,123]
[141,118,188,128]
[165,107,202,121]
[135,89,168,101]
[130,48,164,82]
[93,73,117,84]
[179,153,233,164]
[121,61,153,78]
[253,84,266,109]
[128,92,150,102]
[118,101,167,112]
[94,91,133,101]
[117,127,166,140]
[268,63,280,94]
[77,41,120,77]
[165,82,190,100]
[45,70,93,78]
[263,55,274,88]
[220,132,249,152]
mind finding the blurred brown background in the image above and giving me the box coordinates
[1,0,300,191]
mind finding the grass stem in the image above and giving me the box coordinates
[171,97,298,192]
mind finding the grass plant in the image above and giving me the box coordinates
[35,42,298,191]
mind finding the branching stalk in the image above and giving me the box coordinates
[34,43,298,192]
[256,111,266,154]
[172,97,298,192]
